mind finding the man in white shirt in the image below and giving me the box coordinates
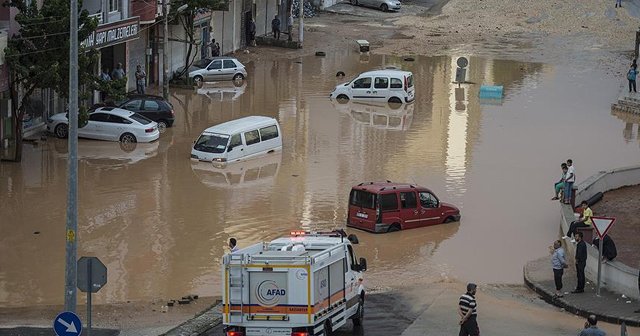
[563,159,575,205]
[229,238,239,253]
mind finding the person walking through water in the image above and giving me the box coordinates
[551,240,568,298]
[628,64,637,93]
[271,15,281,40]
[135,65,147,94]
[458,283,480,336]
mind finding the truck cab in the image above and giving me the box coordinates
[222,230,367,336]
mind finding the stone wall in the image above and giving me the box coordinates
[560,164,640,299]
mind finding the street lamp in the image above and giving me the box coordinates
[162,1,188,99]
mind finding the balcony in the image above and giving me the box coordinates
[131,0,158,24]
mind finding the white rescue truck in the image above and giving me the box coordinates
[222,230,368,336]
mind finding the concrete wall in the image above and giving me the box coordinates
[560,164,640,299]
[211,0,242,56]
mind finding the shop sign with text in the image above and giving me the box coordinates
[81,17,140,49]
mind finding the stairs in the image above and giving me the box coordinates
[611,94,640,114]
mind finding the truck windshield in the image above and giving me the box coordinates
[194,133,229,153]
[349,190,376,209]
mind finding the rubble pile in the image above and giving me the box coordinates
[292,0,317,18]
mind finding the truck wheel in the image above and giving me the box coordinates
[352,298,364,327]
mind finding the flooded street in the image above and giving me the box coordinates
[2,51,640,307]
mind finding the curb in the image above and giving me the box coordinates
[523,262,640,327]
[160,301,223,336]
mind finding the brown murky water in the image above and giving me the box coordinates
[2,51,640,307]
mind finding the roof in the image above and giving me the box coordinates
[203,116,278,135]
[352,181,429,193]
[360,69,413,77]
[93,107,134,118]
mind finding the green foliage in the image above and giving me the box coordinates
[92,77,128,103]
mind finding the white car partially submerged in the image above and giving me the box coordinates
[330,69,415,104]
[47,107,160,143]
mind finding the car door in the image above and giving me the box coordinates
[399,190,421,229]
[419,191,443,225]
[372,76,390,101]
[242,129,261,159]
[80,113,108,140]
[141,99,161,122]
[205,60,223,81]
[102,114,130,141]
[222,59,238,80]
[350,77,373,101]
[226,133,244,162]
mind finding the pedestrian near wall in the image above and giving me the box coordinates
[628,65,637,93]
[111,63,125,80]
[563,159,575,204]
[565,201,593,241]
[551,240,568,297]
[592,235,617,262]
[572,232,587,294]
[458,283,480,336]
[551,163,568,201]
[135,65,146,94]
[616,0,622,8]
[272,15,281,40]
[578,315,606,336]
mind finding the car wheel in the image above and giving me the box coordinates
[336,94,350,104]
[381,3,388,11]
[387,223,401,232]
[54,124,69,139]
[388,97,402,104]
[120,132,137,144]
[157,120,168,133]
[193,75,204,84]
[444,216,455,223]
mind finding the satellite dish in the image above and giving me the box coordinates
[457,57,469,68]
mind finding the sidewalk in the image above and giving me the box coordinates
[524,255,640,327]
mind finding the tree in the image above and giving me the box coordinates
[3,0,98,162]
[172,0,228,80]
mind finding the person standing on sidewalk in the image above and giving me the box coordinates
[578,315,606,336]
[271,15,281,40]
[551,240,568,297]
[563,159,575,204]
[628,65,637,93]
[458,283,480,336]
[616,0,622,8]
[572,232,587,294]
[135,65,146,94]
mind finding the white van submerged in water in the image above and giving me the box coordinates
[330,69,415,104]
[191,116,282,163]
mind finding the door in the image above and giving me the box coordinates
[205,60,223,81]
[399,191,420,229]
[141,99,162,121]
[350,77,373,101]
[242,129,261,158]
[103,114,131,141]
[226,133,244,162]
[81,113,109,140]
[419,191,442,225]
[222,59,238,80]
[345,245,358,302]
[372,77,390,101]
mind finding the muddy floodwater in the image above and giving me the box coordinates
[2,51,640,307]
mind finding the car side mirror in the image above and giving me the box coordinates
[359,257,367,272]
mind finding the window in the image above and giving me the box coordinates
[89,113,110,122]
[108,115,131,124]
[129,113,152,125]
[109,0,118,12]
[193,59,211,69]
[223,60,237,68]
[400,191,417,209]
[407,75,414,88]
[374,77,389,89]
[122,99,142,111]
[228,134,242,150]
[259,125,279,141]
[244,130,260,145]
[208,60,222,70]
[352,77,371,89]
[379,193,398,211]
[194,133,230,153]
[390,78,403,88]
[349,190,376,209]
[419,192,439,208]
[143,100,160,111]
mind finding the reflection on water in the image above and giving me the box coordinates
[2,51,639,307]
[196,81,247,102]
[612,109,640,146]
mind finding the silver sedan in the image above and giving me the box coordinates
[351,0,401,11]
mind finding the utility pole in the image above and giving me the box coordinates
[65,0,79,313]
[162,0,169,99]
[298,0,303,45]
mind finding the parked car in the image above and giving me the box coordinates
[190,116,282,164]
[91,94,175,129]
[347,181,461,233]
[47,107,160,143]
[179,57,248,84]
[330,69,415,104]
[351,0,401,11]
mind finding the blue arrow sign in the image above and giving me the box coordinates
[53,311,82,336]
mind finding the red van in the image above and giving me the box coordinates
[347,182,461,233]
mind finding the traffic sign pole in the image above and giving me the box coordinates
[591,216,616,297]
[596,237,604,296]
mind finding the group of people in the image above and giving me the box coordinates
[208,38,221,57]
[244,14,295,45]
[550,159,575,204]
[98,63,147,97]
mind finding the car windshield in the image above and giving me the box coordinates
[129,113,152,125]
[192,59,211,69]
[194,133,230,153]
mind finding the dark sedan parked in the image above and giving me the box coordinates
[93,94,175,129]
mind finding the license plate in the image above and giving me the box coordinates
[246,328,292,336]
[356,212,368,219]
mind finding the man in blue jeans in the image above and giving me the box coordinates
[564,159,575,205]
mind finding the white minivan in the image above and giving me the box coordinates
[330,69,415,104]
[190,116,282,163]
